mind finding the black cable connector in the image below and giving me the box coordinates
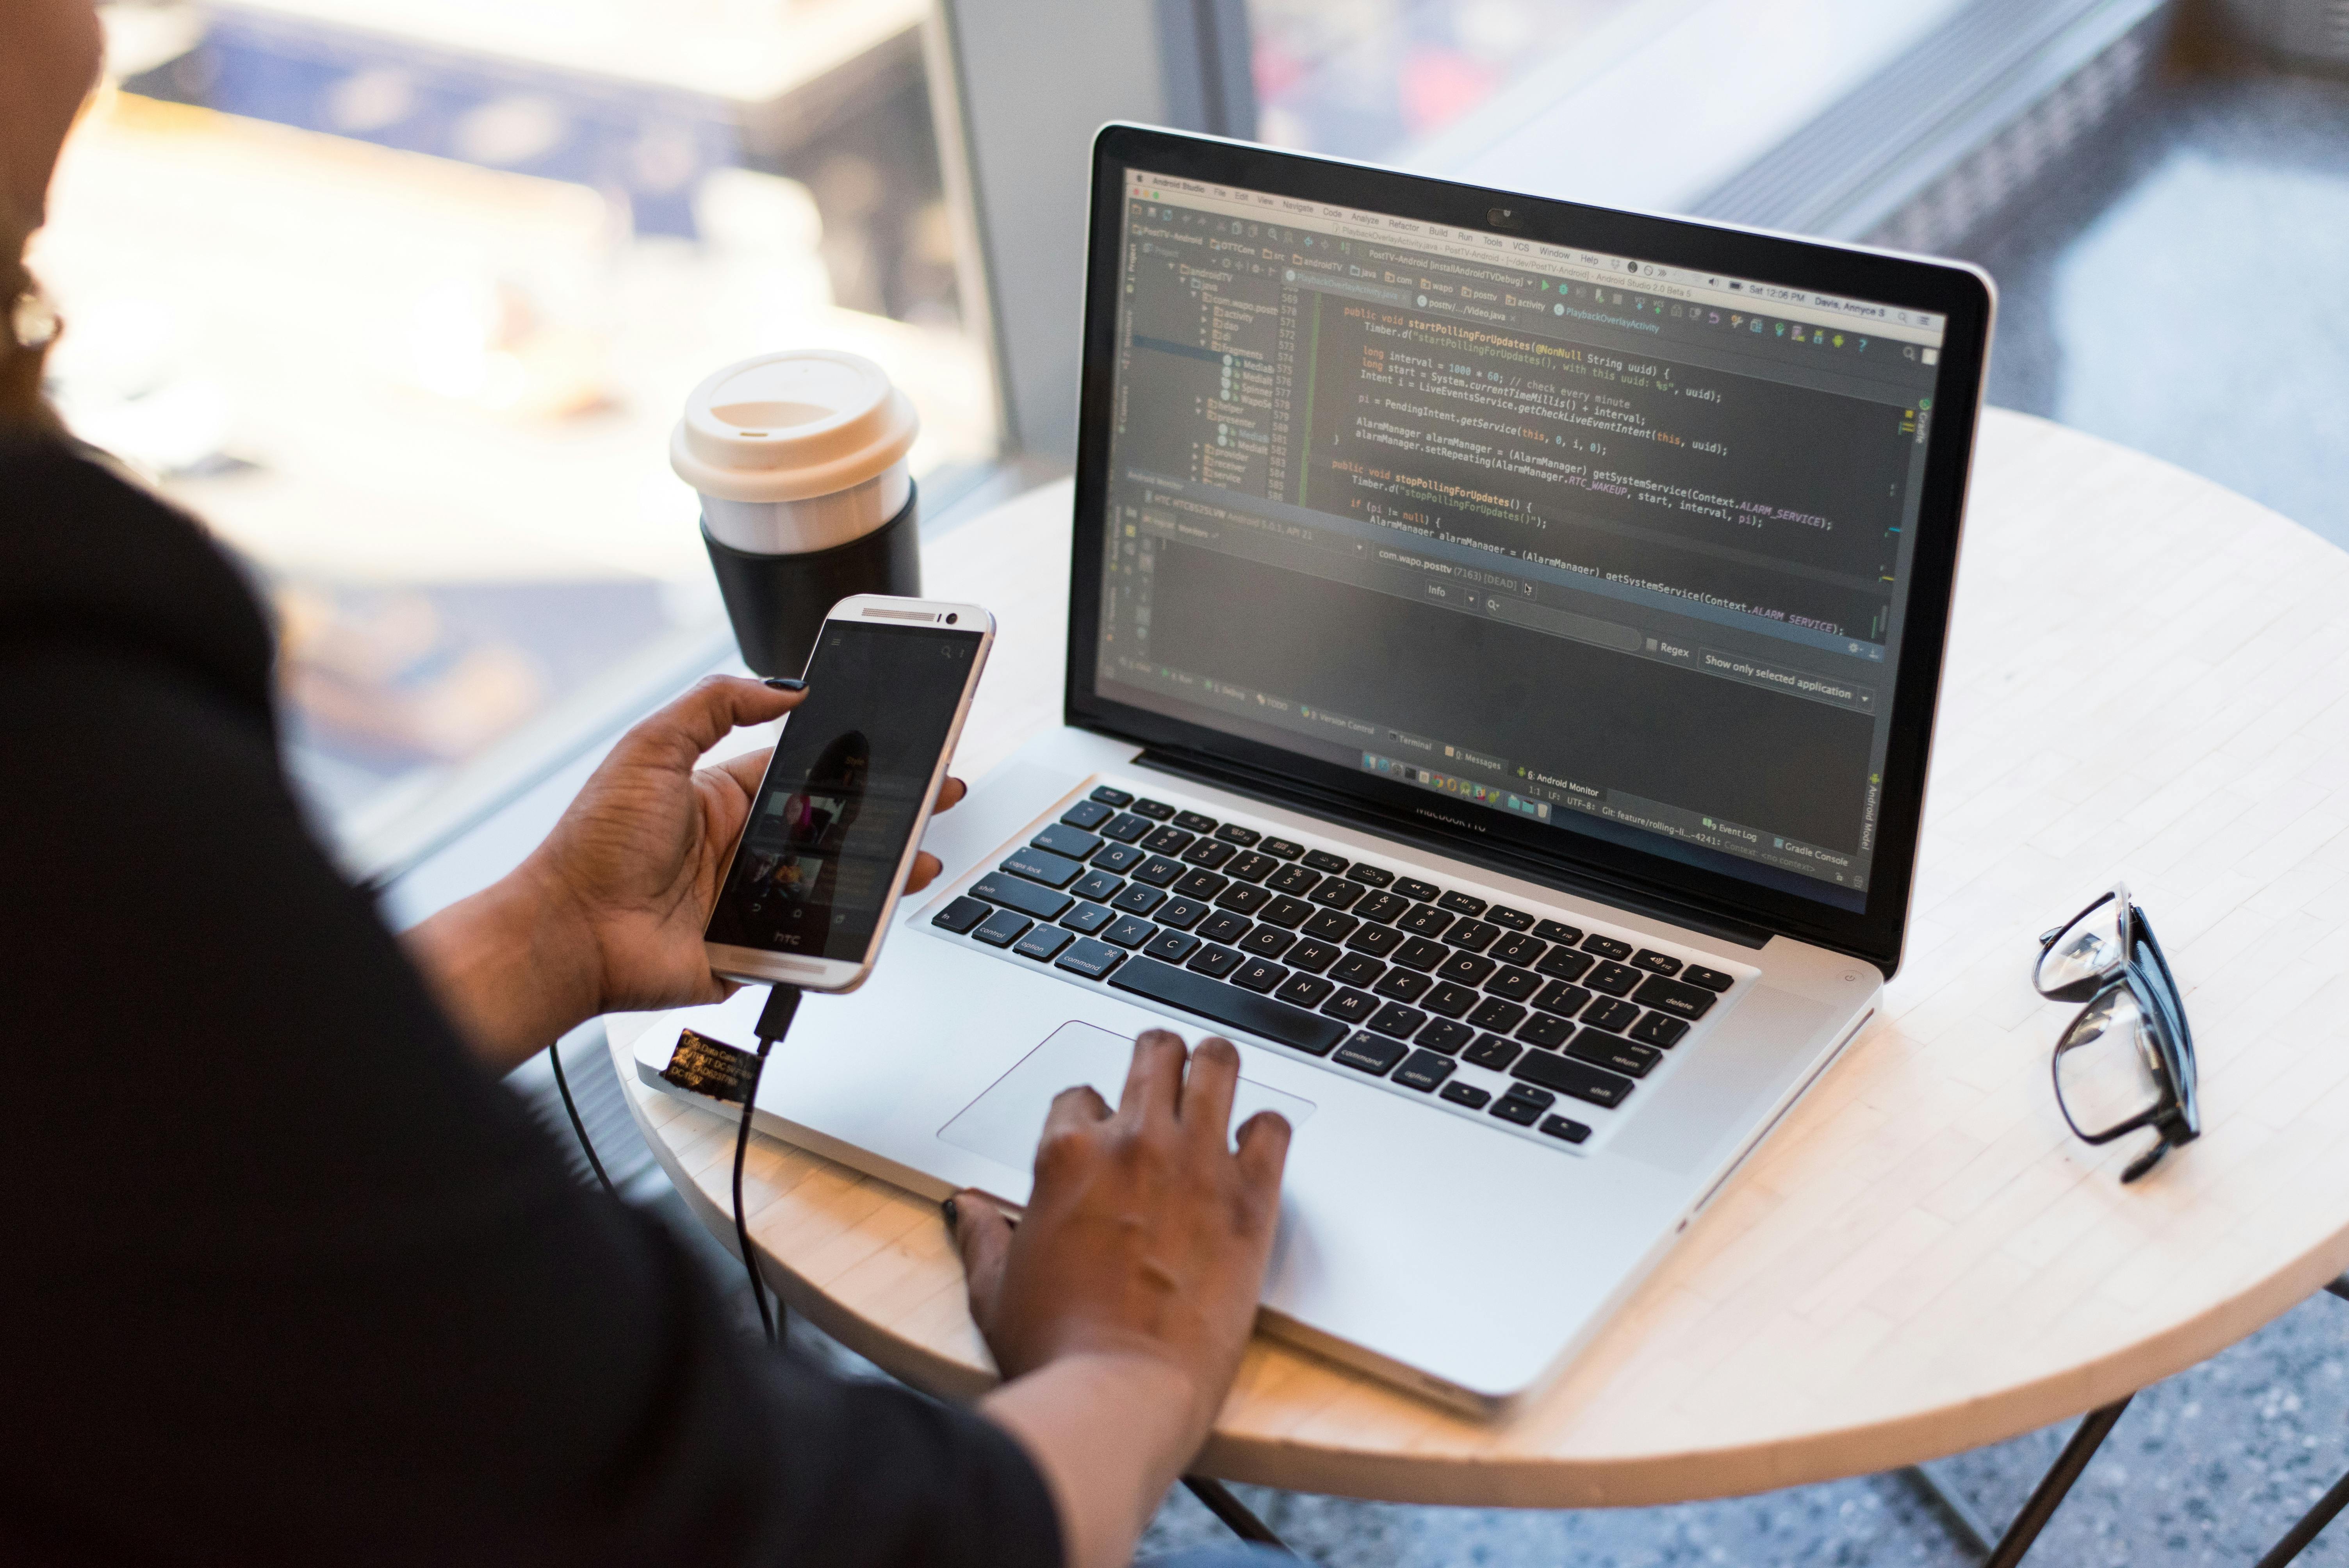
[550,1037,617,1199]
[736,984,801,1346]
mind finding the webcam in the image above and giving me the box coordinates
[1487,206,1521,229]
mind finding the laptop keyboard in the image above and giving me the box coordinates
[924,783,1746,1151]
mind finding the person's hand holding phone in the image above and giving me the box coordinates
[958,1031,1292,1568]
[406,674,962,1072]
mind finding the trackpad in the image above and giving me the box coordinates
[939,1021,1317,1173]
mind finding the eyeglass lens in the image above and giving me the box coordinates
[2037,893,2126,996]
[2053,984,2168,1139]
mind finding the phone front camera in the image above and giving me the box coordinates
[945,613,958,624]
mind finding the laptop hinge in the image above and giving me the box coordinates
[1133,745,1775,951]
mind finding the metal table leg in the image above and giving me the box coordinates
[1899,1395,2134,1565]
[2247,1274,2349,1566]
[1185,1475,1296,1554]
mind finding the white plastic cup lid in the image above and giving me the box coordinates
[669,349,919,503]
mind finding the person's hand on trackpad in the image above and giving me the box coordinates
[950,1030,1291,1568]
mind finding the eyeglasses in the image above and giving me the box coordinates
[2034,885,2198,1183]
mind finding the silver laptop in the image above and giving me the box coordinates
[638,125,1994,1415]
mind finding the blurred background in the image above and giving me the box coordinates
[32,0,2349,1562]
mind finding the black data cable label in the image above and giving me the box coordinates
[661,1028,757,1105]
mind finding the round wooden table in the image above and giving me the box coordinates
[609,408,2349,1513]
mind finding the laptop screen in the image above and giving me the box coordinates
[1087,165,1955,915]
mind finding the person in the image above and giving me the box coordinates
[0,4,1292,1563]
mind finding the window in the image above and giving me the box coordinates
[37,0,994,872]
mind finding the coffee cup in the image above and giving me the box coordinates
[670,349,923,676]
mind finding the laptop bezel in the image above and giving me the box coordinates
[1062,123,1992,976]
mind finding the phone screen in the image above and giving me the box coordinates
[706,620,983,962]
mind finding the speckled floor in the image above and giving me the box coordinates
[627,53,2349,1568]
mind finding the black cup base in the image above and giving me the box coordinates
[702,485,923,677]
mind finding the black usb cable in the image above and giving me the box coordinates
[736,984,801,1345]
[549,1039,617,1199]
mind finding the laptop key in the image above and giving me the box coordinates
[1303,849,1352,875]
[1485,967,1542,1003]
[1239,926,1297,960]
[1535,947,1595,983]
[1107,957,1345,1055]
[1586,960,1642,996]
[1422,981,1479,1018]
[1141,826,1195,856]
[1392,1049,1456,1091]
[1582,997,1641,1033]
[1392,936,1449,972]
[1308,878,1367,910]
[1110,884,1167,916]
[1566,1029,1663,1078]
[1131,855,1185,887]
[1468,998,1527,1034]
[1071,869,1125,903]
[1372,969,1431,1004]
[1173,869,1228,901]
[1144,929,1201,964]
[1393,877,1440,903]
[1233,959,1290,994]
[1130,798,1176,821]
[1465,1033,1522,1071]
[1257,895,1314,928]
[1438,891,1488,917]
[1633,975,1720,1020]
[1489,932,1545,967]
[1397,904,1455,939]
[1061,902,1116,935]
[1348,863,1395,888]
[1435,951,1496,987]
[1321,988,1379,1025]
[1100,813,1153,844]
[1344,923,1404,957]
[1540,1115,1594,1145]
[1486,905,1535,932]
[932,895,990,934]
[1440,1081,1492,1110]
[1447,919,1501,953]
[1533,919,1584,945]
[1154,896,1209,930]
[1532,980,1592,1017]
[1214,884,1272,915]
[1258,837,1305,860]
[1490,1085,1552,1126]
[1301,910,1357,942]
[1196,911,1251,945]
[1187,944,1244,978]
[1418,1018,1475,1055]
[970,873,1072,922]
[1003,846,1084,889]
[1060,799,1115,830]
[1683,964,1737,993]
[1032,822,1103,860]
[1630,1012,1691,1048]
[1581,933,1634,961]
[1335,1032,1408,1076]
[973,909,1033,948]
[1015,925,1075,962]
[1215,823,1261,846]
[1267,864,1321,896]
[1355,890,1411,925]
[1103,915,1157,950]
[1173,810,1218,834]
[1516,1012,1574,1049]
[1328,954,1386,989]
[1513,1048,1635,1108]
[1632,949,1683,976]
[1286,939,1341,974]
[1092,843,1147,874]
[1226,851,1280,884]
[1181,839,1237,870]
[1088,785,1134,809]
[1275,973,1336,1009]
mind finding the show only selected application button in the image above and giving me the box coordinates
[1682,644,1876,713]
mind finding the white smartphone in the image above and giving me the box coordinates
[704,593,995,992]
